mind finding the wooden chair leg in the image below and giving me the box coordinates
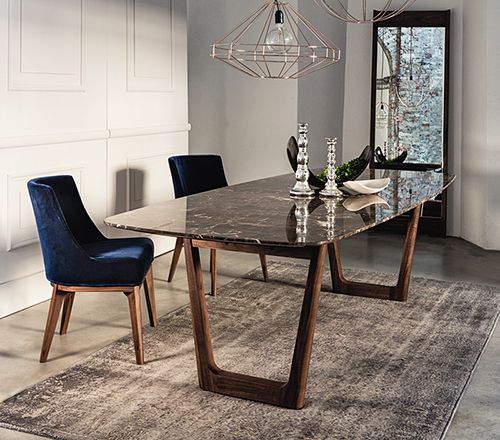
[59,292,75,335]
[259,254,269,282]
[40,286,67,363]
[126,286,144,365]
[210,248,217,296]
[167,238,183,282]
[143,266,158,327]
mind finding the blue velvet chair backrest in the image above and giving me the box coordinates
[28,176,105,283]
[168,155,228,198]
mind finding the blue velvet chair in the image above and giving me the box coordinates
[28,175,157,365]
[168,155,268,294]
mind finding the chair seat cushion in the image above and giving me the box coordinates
[70,237,155,287]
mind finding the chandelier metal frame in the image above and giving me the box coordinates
[211,1,341,80]
[313,0,417,24]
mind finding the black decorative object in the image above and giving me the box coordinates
[287,137,373,189]
[375,147,408,164]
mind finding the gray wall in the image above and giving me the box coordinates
[298,1,347,168]
[187,0,346,183]
[187,0,298,185]
[461,0,500,250]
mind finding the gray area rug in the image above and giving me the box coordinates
[0,262,499,440]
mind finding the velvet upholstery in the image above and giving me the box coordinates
[168,155,228,198]
[28,176,154,287]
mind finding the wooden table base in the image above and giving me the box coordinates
[184,239,327,409]
[184,205,422,409]
[328,205,422,302]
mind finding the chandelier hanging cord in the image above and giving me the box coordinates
[313,0,416,24]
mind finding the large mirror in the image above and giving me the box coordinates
[370,11,450,171]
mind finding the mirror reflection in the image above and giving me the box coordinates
[374,25,446,167]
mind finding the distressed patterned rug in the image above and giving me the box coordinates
[0,262,499,440]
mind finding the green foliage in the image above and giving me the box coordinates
[318,158,366,184]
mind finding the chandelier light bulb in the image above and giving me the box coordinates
[266,24,294,53]
[375,102,389,129]
[265,10,294,53]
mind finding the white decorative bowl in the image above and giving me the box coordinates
[343,178,390,195]
[343,195,390,212]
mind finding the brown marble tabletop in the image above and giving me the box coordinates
[105,169,455,247]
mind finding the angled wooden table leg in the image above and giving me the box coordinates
[329,205,422,302]
[184,239,326,409]
[167,238,184,282]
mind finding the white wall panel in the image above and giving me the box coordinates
[127,0,174,91]
[107,130,189,254]
[107,0,189,256]
[0,0,107,137]
[0,0,189,317]
[8,0,83,91]
[108,0,188,129]
[6,167,84,252]
[0,272,48,319]
[0,140,107,286]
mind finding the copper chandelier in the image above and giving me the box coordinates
[211,1,341,80]
[313,0,417,24]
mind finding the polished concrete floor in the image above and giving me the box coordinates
[0,233,499,439]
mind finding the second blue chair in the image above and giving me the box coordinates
[168,155,268,294]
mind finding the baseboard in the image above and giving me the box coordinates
[0,272,50,319]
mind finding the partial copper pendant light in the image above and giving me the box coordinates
[313,0,417,24]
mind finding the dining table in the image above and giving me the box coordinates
[105,169,455,410]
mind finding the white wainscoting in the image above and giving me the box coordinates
[8,0,84,91]
[6,166,85,252]
[126,0,174,92]
[0,140,108,318]
[0,0,189,318]
[107,129,189,255]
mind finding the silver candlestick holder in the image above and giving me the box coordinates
[320,137,343,198]
[290,123,315,198]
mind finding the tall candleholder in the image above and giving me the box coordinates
[290,123,315,198]
[320,138,343,198]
